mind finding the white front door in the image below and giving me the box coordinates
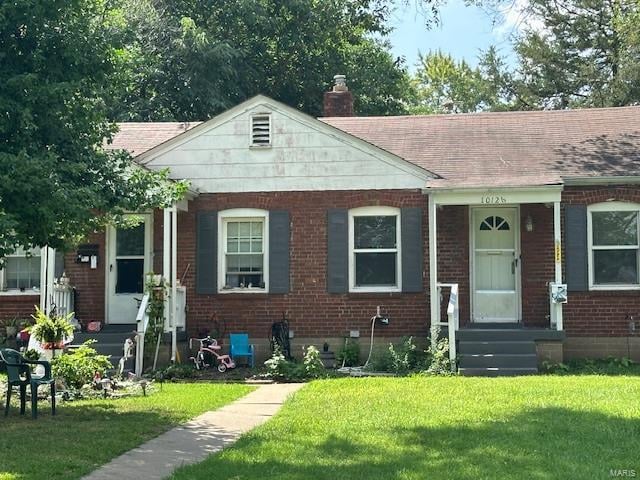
[106,215,153,324]
[471,207,520,323]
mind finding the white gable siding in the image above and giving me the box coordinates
[143,104,428,193]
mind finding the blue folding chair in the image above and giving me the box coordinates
[229,333,255,367]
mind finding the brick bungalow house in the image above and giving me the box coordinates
[2,78,640,374]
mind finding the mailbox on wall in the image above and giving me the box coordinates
[76,244,99,269]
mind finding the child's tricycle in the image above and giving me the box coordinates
[189,336,236,373]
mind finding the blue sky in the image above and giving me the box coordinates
[388,0,518,71]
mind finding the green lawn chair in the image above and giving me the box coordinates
[0,348,56,419]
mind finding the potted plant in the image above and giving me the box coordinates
[29,307,74,358]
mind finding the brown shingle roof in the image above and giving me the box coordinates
[106,122,202,157]
[321,106,640,188]
[106,106,640,189]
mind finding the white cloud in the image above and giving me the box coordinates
[493,0,545,39]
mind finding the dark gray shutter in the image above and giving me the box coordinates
[327,209,348,293]
[196,211,217,294]
[401,207,423,292]
[565,204,588,292]
[54,250,64,279]
[269,210,290,293]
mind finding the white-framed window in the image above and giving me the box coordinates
[218,209,269,293]
[588,202,640,290]
[0,247,42,294]
[249,113,271,147]
[348,206,401,292]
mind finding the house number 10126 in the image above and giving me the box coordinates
[481,195,507,204]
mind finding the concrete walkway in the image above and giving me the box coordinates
[83,383,304,480]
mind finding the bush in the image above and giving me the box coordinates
[388,336,421,374]
[265,345,327,381]
[337,339,360,367]
[366,348,394,372]
[52,341,112,389]
[23,349,40,362]
[303,346,325,378]
[424,336,453,376]
[153,363,198,381]
[542,357,639,375]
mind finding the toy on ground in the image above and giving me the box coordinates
[189,336,236,372]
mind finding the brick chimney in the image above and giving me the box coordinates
[323,74,354,117]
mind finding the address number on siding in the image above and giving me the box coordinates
[481,196,507,204]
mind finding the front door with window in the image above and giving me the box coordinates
[106,215,152,324]
[471,207,520,323]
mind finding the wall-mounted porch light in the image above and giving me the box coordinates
[525,214,534,232]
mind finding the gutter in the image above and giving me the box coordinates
[563,176,640,186]
[420,183,564,195]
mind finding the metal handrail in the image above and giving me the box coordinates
[135,293,150,376]
[437,282,459,372]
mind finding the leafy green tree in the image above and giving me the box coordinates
[107,0,412,120]
[511,0,640,108]
[409,48,513,113]
[0,0,186,258]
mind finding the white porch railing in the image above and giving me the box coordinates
[436,283,459,372]
[52,281,74,317]
[135,293,150,376]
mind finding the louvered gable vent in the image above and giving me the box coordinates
[251,114,271,146]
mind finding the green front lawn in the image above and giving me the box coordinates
[172,376,640,480]
[0,382,254,480]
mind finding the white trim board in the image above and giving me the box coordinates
[429,186,563,206]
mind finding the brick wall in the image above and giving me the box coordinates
[176,190,429,342]
[0,294,39,322]
[520,204,554,327]
[437,205,470,325]
[63,232,106,325]
[47,184,640,343]
[562,186,640,337]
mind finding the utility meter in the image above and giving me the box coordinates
[550,283,568,304]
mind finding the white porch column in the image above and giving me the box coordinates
[553,201,564,331]
[170,205,178,362]
[428,195,439,341]
[40,246,56,315]
[163,207,171,330]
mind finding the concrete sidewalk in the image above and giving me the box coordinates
[83,383,304,480]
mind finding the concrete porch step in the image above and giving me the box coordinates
[459,353,538,369]
[457,329,565,342]
[459,367,538,377]
[459,341,536,355]
[74,332,136,344]
[100,324,138,333]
